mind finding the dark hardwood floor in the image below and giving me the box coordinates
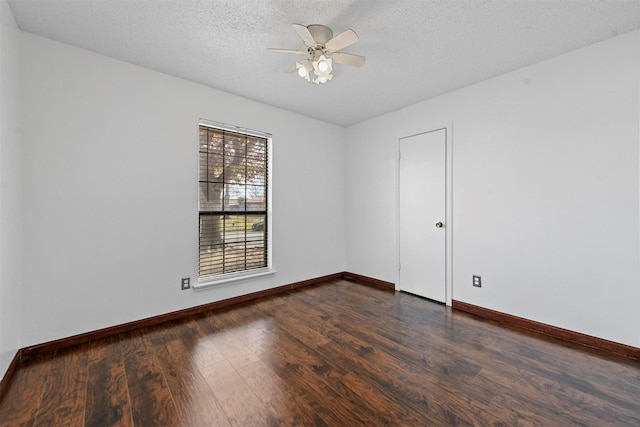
[1,279,639,426]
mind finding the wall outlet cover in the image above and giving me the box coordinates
[473,275,482,288]
[181,277,191,290]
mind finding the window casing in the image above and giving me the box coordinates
[198,123,271,283]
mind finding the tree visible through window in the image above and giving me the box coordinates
[199,124,268,278]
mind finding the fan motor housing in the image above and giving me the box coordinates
[307,24,333,46]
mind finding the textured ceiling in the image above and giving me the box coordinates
[8,0,640,126]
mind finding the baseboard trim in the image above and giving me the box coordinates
[21,272,346,359]
[452,300,640,360]
[0,350,22,403]
[21,272,390,358]
[2,271,394,395]
[342,272,395,290]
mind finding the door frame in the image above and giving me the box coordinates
[396,123,453,306]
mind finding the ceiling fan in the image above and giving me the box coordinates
[269,24,366,84]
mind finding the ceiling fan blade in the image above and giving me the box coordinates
[331,52,366,67]
[325,29,359,52]
[286,64,298,73]
[268,48,308,55]
[292,23,316,47]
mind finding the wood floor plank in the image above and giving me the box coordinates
[84,336,134,427]
[318,331,488,425]
[0,354,54,427]
[344,283,640,425]
[209,299,376,425]
[32,345,89,427]
[378,297,640,424]
[475,356,640,426]
[206,308,276,358]
[257,343,376,426]
[121,330,181,427]
[340,368,437,425]
[209,303,368,425]
[250,318,388,425]
[298,283,595,425]
[155,339,231,427]
[261,302,331,348]
[199,359,274,426]
[168,317,229,369]
[207,330,261,371]
[237,359,327,426]
[1,280,639,426]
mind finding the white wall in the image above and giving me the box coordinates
[20,33,345,347]
[0,0,22,376]
[346,31,640,347]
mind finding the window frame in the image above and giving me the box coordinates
[195,120,274,290]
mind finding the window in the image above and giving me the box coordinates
[198,123,270,282]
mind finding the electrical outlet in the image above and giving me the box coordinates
[473,275,482,288]
[181,277,190,290]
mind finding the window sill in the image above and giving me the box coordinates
[194,268,277,291]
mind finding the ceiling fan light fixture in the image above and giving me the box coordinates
[270,23,364,85]
[296,59,312,79]
[307,54,333,84]
[313,54,332,75]
[313,73,333,84]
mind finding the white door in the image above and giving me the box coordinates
[399,129,446,302]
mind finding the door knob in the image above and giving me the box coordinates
[435,222,444,228]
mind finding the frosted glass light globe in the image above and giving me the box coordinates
[317,59,329,73]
